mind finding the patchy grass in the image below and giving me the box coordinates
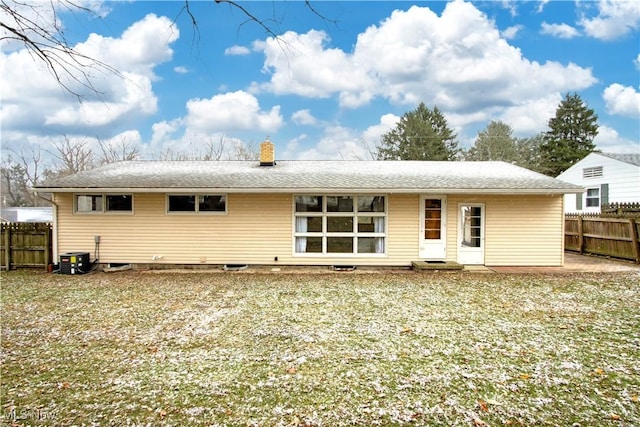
[1,270,639,426]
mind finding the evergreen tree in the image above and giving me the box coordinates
[540,93,598,176]
[465,121,518,162]
[515,134,545,172]
[377,103,458,160]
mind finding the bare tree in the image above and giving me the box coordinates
[227,140,259,160]
[1,155,29,207]
[1,146,53,206]
[200,137,227,161]
[98,137,139,164]
[47,136,94,176]
[0,0,119,99]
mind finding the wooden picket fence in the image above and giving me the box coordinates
[565,215,640,263]
[0,222,53,270]
[601,202,640,218]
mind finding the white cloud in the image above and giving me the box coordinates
[185,90,283,133]
[296,126,368,160]
[579,0,640,40]
[282,134,305,160]
[497,94,562,136]
[540,22,580,39]
[174,66,189,74]
[291,109,319,126]
[151,119,183,146]
[634,54,640,70]
[252,29,375,102]
[536,0,551,13]
[501,25,523,40]
[602,84,640,117]
[225,45,251,56]
[44,72,157,127]
[253,1,597,123]
[295,115,402,161]
[594,126,640,153]
[75,14,178,81]
[361,114,400,145]
[0,13,178,137]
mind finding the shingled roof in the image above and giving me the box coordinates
[33,160,583,194]
[599,152,640,167]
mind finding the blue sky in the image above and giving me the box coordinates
[1,0,639,163]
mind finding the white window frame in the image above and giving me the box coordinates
[166,194,227,215]
[585,187,600,208]
[74,194,134,214]
[293,194,387,257]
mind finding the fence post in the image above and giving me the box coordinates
[577,216,584,254]
[44,223,51,271]
[3,224,10,270]
[629,218,640,264]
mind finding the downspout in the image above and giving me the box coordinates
[33,191,59,266]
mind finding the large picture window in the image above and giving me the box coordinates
[75,194,132,213]
[294,195,386,255]
[167,194,226,213]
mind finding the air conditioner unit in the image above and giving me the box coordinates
[59,252,90,275]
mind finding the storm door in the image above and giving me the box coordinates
[457,204,485,265]
[419,197,446,260]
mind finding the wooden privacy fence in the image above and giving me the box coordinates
[565,215,640,263]
[0,222,52,270]
[601,202,640,218]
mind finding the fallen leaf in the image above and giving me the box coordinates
[478,399,489,412]
[594,368,605,375]
[401,326,413,334]
[519,373,530,380]
[287,366,297,374]
[631,395,638,402]
[611,414,621,421]
[159,409,167,419]
[58,381,71,390]
[473,417,486,426]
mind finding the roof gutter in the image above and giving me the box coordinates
[31,187,585,195]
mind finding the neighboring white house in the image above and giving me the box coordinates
[557,152,640,214]
[0,207,53,223]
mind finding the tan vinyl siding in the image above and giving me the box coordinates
[386,194,420,263]
[447,195,564,266]
[56,193,292,265]
[54,192,563,267]
[55,193,422,267]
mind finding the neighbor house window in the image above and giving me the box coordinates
[294,195,386,255]
[167,194,226,213]
[75,194,132,213]
[583,166,603,179]
[585,188,600,207]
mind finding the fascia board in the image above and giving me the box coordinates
[33,187,584,195]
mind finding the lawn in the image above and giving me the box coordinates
[1,270,639,426]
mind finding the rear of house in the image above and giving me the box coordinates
[33,141,582,269]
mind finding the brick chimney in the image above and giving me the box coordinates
[259,137,275,166]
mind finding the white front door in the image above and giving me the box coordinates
[419,197,446,260]
[457,204,485,265]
